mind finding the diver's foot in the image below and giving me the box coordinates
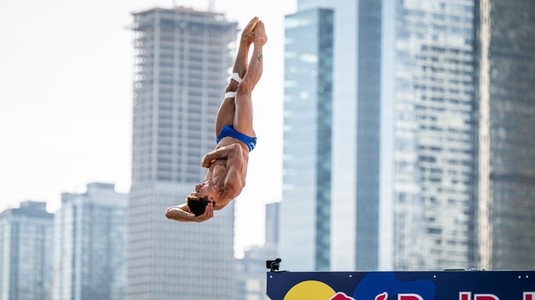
[253,20,267,47]
[241,16,259,46]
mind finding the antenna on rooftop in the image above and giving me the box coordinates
[208,0,215,11]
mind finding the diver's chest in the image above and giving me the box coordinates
[211,160,228,179]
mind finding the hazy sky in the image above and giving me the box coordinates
[0,0,296,255]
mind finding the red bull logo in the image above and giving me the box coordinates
[282,280,534,300]
[284,287,535,300]
[268,270,535,300]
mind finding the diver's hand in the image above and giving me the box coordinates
[165,203,214,223]
[193,202,214,222]
[201,152,216,168]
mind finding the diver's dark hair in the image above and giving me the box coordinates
[186,195,210,216]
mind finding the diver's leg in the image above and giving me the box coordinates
[214,17,259,136]
[233,20,267,137]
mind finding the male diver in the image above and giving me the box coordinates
[165,17,267,222]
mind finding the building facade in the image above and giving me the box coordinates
[289,0,477,271]
[236,202,280,300]
[476,0,535,270]
[280,7,334,271]
[282,0,535,272]
[288,0,386,271]
[51,183,127,300]
[265,202,280,249]
[0,201,53,300]
[385,0,478,270]
[129,7,237,299]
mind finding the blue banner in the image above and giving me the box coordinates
[266,271,535,300]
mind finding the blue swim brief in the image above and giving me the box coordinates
[216,125,257,152]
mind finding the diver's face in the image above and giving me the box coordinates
[194,182,207,192]
[190,182,212,199]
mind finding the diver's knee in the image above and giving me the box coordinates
[236,82,252,98]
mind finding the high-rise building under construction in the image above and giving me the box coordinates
[129,7,238,299]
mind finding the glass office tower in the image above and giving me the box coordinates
[385,0,477,270]
[0,202,53,300]
[52,183,127,300]
[129,7,237,299]
[288,0,535,272]
[289,0,478,271]
[280,7,334,271]
[291,0,386,271]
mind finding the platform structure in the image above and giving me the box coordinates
[266,268,534,300]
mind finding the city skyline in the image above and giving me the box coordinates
[280,0,535,272]
[0,0,295,256]
[2,0,534,273]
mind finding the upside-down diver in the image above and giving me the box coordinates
[165,17,268,222]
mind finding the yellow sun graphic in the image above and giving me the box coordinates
[284,280,336,300]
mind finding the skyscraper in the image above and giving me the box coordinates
[476,0,535,270]
[286,0,477,271]
[285,0,386,271]
[129,7,237,299]
[51,183,127,300]
[384,0,477,270]
[0,201,53,300]
[236,202,280,300]
[280,7,334,271]
[265,202,280,249]
[282,0,535,272]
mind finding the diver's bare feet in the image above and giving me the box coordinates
[241,17,259,46]
[253,20,267,47]
[228,17,259,89]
